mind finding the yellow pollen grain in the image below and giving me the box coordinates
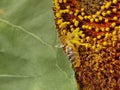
[113,16,118,20]
[101,6,105,10]
[112,8,117,13]
[105,2,111,9]
[106,10,111,15]
[98,16,103,21]
[81,34,85,38]
[81,8,84,11]
[93,38,97,41]
[90,18,94,22]
[105,27,110,31]
[59,0,62,3]
[81,12,85,16]
[95,28,99,32]
[96,11,101,15]
[82,25,85,29]
[84,16,88,20]
[74,20,79,27]
[78,15,83,20]
[111,22,116,28]
[66,5,70,9]
[88,26,92,30]
[103,42,108,46]
[95,18,99,22]
[63,0,67,3]
[104,18,109,23]
[101,27,105,32]
[97,35,101,39]
[97,44,101,47]
[56,13,61,17]
[113,0,117,4]
[102,12,106,16]
[69,11,73,15]
[86,36,90,41]
[92,15,96,18]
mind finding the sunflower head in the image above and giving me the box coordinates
[53,0,120,89]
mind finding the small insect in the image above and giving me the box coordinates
[65,46,75,62]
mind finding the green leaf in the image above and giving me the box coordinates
[0,0,77,90]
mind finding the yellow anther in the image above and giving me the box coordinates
[75,28,80,32]
[92,46,96,49]
[63,0,67,3]
[101,6,105,10]
[103,42,108,46]
[87,16,91,19]
[75,9,79,13]
[112,8,117,13]
[56,13,61,18]
[112,37,117,41]
[74,13,78,16]
[104,18,109,23]
[96,11,101,15]
[113,16,118,20]
[78,15,83,20]
[112,31,116,35]
[88,26,92,30]
[95,28,99,32]
[81,8,84,11]
[93,38,97,41]
[73,19,76,22]
[84,16,88,19]
[71,28,74,31]
[95,18,99,22]
[81,12,85,16]
[92,15,96,18]
[74,21,79,27]
[111,22,116,28]
[57,19,63,24]
[101,27,105,32]
[62,29,66,34]
[81,34,85,38]
[105,2,111,9]
[106,10,111,15]
[66,5,70,9]
[113,0,117,4]
[70,25,73,28]
[80,39,84,43]
[105,27,110,31]
[102,12,106,16]
[86,36,90,41]
[97,35,101,39]
[98,16,103,21]
[85,25,89,29]
[59,0,62,3]
[71,40,81,45]
[105,33,110,38]
[69,11,73,15]
[79,31,83,35]
[108,42,112,46]
[90,18,94,22]
[85,44,90,48]
[82,25,86,29]
[97,44,101,47]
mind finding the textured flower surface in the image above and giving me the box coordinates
[53,0,120,90]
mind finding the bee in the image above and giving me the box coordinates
[65,46,75,62]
